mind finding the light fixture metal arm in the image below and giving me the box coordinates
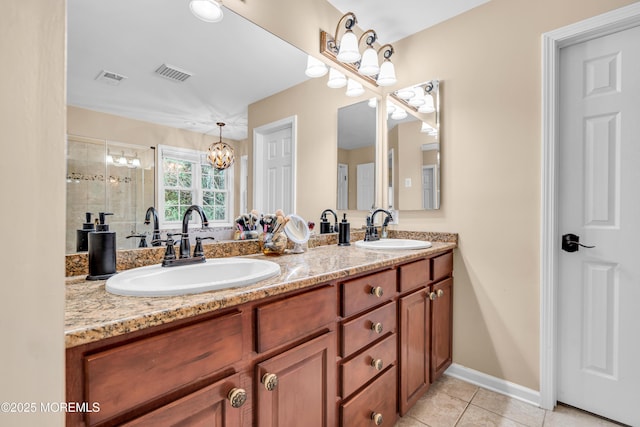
[358,29,378,47]
[333,12,358,44]
[377,43,395,59]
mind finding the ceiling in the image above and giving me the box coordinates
[67,0,490,142]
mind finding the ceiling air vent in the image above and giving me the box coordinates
[154,64,193,82]
[95,70,127,86]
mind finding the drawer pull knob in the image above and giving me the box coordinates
[371,412,384,425]
[227,388,247,408]
[437,289,444,298]
[261,373,278,391]
[370,286,384,298]
[371,322,384,334]
[371,358,384,371]
[429,292,437,301]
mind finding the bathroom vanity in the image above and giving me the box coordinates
[65,238,455,426]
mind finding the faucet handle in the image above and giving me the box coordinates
[193,236,215,257]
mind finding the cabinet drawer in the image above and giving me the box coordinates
[122,373,244,426]
[341,334,397,398]
[341,302,396,357]
[399,259,430,292]
[256,285,336,353]
[85,312,243,425]
[432,251,453,282]
[341,365,397,427]
[341,269,396,317]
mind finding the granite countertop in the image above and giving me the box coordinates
[65,239,456,349]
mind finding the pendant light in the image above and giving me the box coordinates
[207,122,235,170]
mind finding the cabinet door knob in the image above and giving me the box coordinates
[261,373,278,391]
[371,412,384,425]
[227,387,247,408]
[429,291,437,300]
[370,286,384,298]
[437,289,444,298]
[371,322,384,334]
[370,358,384,371]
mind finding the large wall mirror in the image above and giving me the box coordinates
[387,80,441,210]
[337,98,378,211]
[66,0,355,253]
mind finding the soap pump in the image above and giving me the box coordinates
[87,212,117,280]
[338,213,351,246]
[76,212,94,252]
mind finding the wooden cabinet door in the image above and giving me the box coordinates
[431,278,453,381]
[398,288,430,415]
[122,373,244,427]
[256,332,336,427]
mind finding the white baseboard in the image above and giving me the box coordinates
[445,363,541,407]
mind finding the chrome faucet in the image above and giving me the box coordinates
[365,209,393,241]
[144,206,162,246]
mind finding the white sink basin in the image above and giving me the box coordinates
[106,258,281,297]
[355,239,432,250]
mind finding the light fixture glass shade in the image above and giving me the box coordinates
[368,97,377,108]
[396,88,415,100]
[131,158,141,168]
[391,108,408,120]
[118,152,127,166]
[386,101,396,115]
[208,123,235,170]
[345,79,365,97]
[376,60,397,86]
[305,55,328,78]
[358,47,379,76]
[189,0,223,22]
[408,87,426,107]
[337,31,361,63]
[106,153,113,164]
[420,122,434,133]
[327,68,347,88]
[418,93,435,113]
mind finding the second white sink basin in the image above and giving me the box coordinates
[355,239,432,250]
[106,258,281,297]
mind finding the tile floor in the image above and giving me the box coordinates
[394,375,624,427]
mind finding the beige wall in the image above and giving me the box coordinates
[1,0,66,425]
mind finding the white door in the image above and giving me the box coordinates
[356,162,374,211]
[558,25,640,426]
[254,118,295,214]
[422,165,435,210]
[337,163,348,210]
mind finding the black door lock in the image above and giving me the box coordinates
[562,233,596,252]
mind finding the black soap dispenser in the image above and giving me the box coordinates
[87,212,117,280]
[76,212,94,252]
[320,213,331,234]
[338,213,350,246]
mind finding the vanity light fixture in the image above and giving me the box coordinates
[390,108,407,120]
[420,122,438,136]
[106,151,114,164]
[368,97,377,108]
[317,12,398,88]
[207,122,235,170]
[189,0,223,23]
[345,78,365,97]
[391,80,439,114]
[327,68,347,88]
[117,151,128,166]
[305,55,328,78]
[131,154,141,168]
